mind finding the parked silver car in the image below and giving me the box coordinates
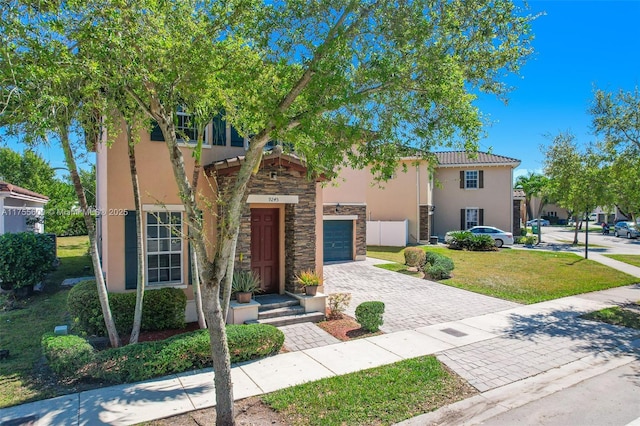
[445,226,514,248]
[526,218,550,226]
[614,221,640,239]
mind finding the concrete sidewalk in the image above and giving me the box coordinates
[2,283,639,426]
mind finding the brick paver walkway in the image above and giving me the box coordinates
[323,258,519,333]
[279,322,340,351]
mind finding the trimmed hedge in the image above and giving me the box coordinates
[42,324,284,383]
[67,280,186,336]
[355,301,385,332]
[404,247,426,268]
[41,333,96,378]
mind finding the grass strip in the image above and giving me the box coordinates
[263,356,475,426]
[604,254,640,268]
[582,306,640,330]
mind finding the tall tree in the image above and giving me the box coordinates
[590,87,640,222]
[591,87,640,153]
[3,1,534,423]
[544,133,610,245]
[0,4,122,347]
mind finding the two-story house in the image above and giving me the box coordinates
[96,117,325,322]
[322,151,520,258]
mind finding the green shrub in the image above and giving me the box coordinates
[67,280,108,335]
[68,280,186,336]
[327,292,352,319]
[92,324,284,383]
[423,252,454,280]
[515,235,537,245]
[0,232,56,291]
[355,301,385,332]
[404,247,426,268]
[227,323,285,362]
[447,231,496,251]
[468,234,495,250]
[41,333,96,378]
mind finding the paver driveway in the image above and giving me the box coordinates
[323,258,519,333]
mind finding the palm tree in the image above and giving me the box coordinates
[515,172,549,223]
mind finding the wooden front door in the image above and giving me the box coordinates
[251,208,279,293]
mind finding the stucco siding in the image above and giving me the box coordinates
[432,166,514,237]
[100,129,216,293]
[324,160,432,244]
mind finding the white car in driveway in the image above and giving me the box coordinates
[445,226,514,248]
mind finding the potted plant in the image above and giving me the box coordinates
[295,269,321,296]
[231,271,261,303]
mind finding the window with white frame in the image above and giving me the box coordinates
[465,170,478,189]
[466,208,479,229]
[146,211,183,285]
[176,108,210,145]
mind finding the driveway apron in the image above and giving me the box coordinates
[323,258,519,333]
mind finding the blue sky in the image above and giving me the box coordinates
[3,1,640,180]
[475,0,640,179]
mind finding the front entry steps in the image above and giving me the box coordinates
[246,294,325,326]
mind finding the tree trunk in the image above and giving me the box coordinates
[190,135,207,329]
[128,126,145,344]
[60,129,121,348]
[151,100,272,425]
[202,284,234,425]
[191,248,207,329]
[221,234,238,321]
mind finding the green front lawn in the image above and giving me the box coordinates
[263,356,475,426]
[604,254,640,268]
[0,236,92,408]
[367,246,638,304]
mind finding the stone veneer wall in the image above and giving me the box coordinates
[322,204,367,259]
[216,167,317,293]
[419,205,431,241]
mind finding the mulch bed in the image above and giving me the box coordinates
[317,313,383,341]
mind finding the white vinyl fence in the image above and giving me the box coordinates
[366,220,408,247]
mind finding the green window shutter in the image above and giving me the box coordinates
[212,114,226,146]
[460,209,465,230]
[230,126,244,147]
[479,170,484,188]
[460,171,464,189]
[124,211,138,290]
[150,122,165,141]
[479,209,484,226]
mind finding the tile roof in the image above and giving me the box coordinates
[0,181,49,201]
[513,189,526,198]
[434,151,521,167]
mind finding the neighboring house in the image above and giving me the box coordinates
[0,181,48,235]
[322,151,520,256]
[527,196,571,224]
[96,118,325,322]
